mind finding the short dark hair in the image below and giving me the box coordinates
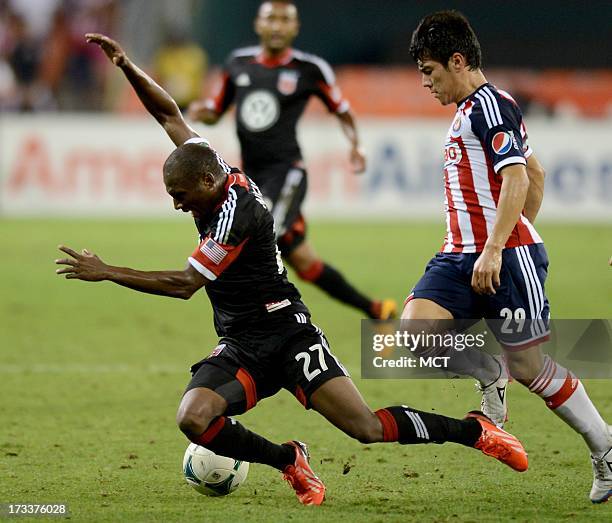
[163,143,224,183]
[259,0,295,7]
[409,10,481,70]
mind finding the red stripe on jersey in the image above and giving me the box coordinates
[236,368,258,410]
[487,154,538,248]
[215,172,250,212]
[512,218,537,247]
[443,168,463,252]
[316,80,344,112]
[208,71,231,114]
[223,172,249,192]
[191,236,248,278]
[482,140,525,249]
[455,136,488,249]
[255,48,293,67]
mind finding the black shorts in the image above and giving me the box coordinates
[253,165,308,256]
[185,315,348,415]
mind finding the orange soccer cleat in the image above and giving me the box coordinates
[282,441,326,506]
[466,411,528,472]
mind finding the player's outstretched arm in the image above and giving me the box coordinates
[336,110,366,174]
[55,245,207,299]
[523,153,545,223]
[85,33,198,147]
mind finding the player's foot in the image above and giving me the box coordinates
[370,299,397,320]
[590,427,612,504]
[282,441,326,506]
[476,357,508,428]
[466,411,528,472]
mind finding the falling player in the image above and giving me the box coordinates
[188,0,396,320]
[405,10,611,503]
[57,32,530,507]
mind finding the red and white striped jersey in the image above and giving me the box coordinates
[441,83,542,253]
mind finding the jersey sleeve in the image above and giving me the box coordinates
[520,120,533,159]
[187,190,250,280]
[308,56,350,114]
[469,88,527,173]
[204,56,236,116]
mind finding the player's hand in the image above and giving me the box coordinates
[55,245,108,282]
[350,146,366,174]
[85,33,128,67]
[471,245,502,295]
[187,101,207,121]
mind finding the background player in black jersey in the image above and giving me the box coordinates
[55,33,529,506]
[187,0,396,321]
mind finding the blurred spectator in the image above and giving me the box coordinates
[0,0,118,111]
[153,30,207,111]
[1,10,55,110]
[8,0,60,36]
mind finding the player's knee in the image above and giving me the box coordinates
[176,400,224,436]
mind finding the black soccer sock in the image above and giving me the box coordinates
[300,261,374,316]
[375,406,482,447]
[193,416,295,471]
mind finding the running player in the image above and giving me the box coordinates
[187,0,396,320]
[406,11,611,503]
[58,32,530,507]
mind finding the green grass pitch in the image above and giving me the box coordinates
[1,219,611,522]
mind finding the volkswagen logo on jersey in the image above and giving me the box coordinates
[239,90,280,132]
[492,131,513,155]
[277,70,299,95]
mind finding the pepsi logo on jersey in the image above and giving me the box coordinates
[492,131,517,155]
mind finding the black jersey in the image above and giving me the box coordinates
[188,167,308,336]
[205,46,349,174]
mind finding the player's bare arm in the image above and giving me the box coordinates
[55,245,207,299]
[471,164,529,295]
[523,153,546,223]
[336,110,366,173]
[85,33,198,147]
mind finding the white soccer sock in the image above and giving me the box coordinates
[529,356,610,456]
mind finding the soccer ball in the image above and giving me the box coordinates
[182,443,249,496]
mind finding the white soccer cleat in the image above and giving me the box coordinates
[590,426,612,504]
[476,357,508,428]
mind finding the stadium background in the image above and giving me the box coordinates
[1,1,611,521]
